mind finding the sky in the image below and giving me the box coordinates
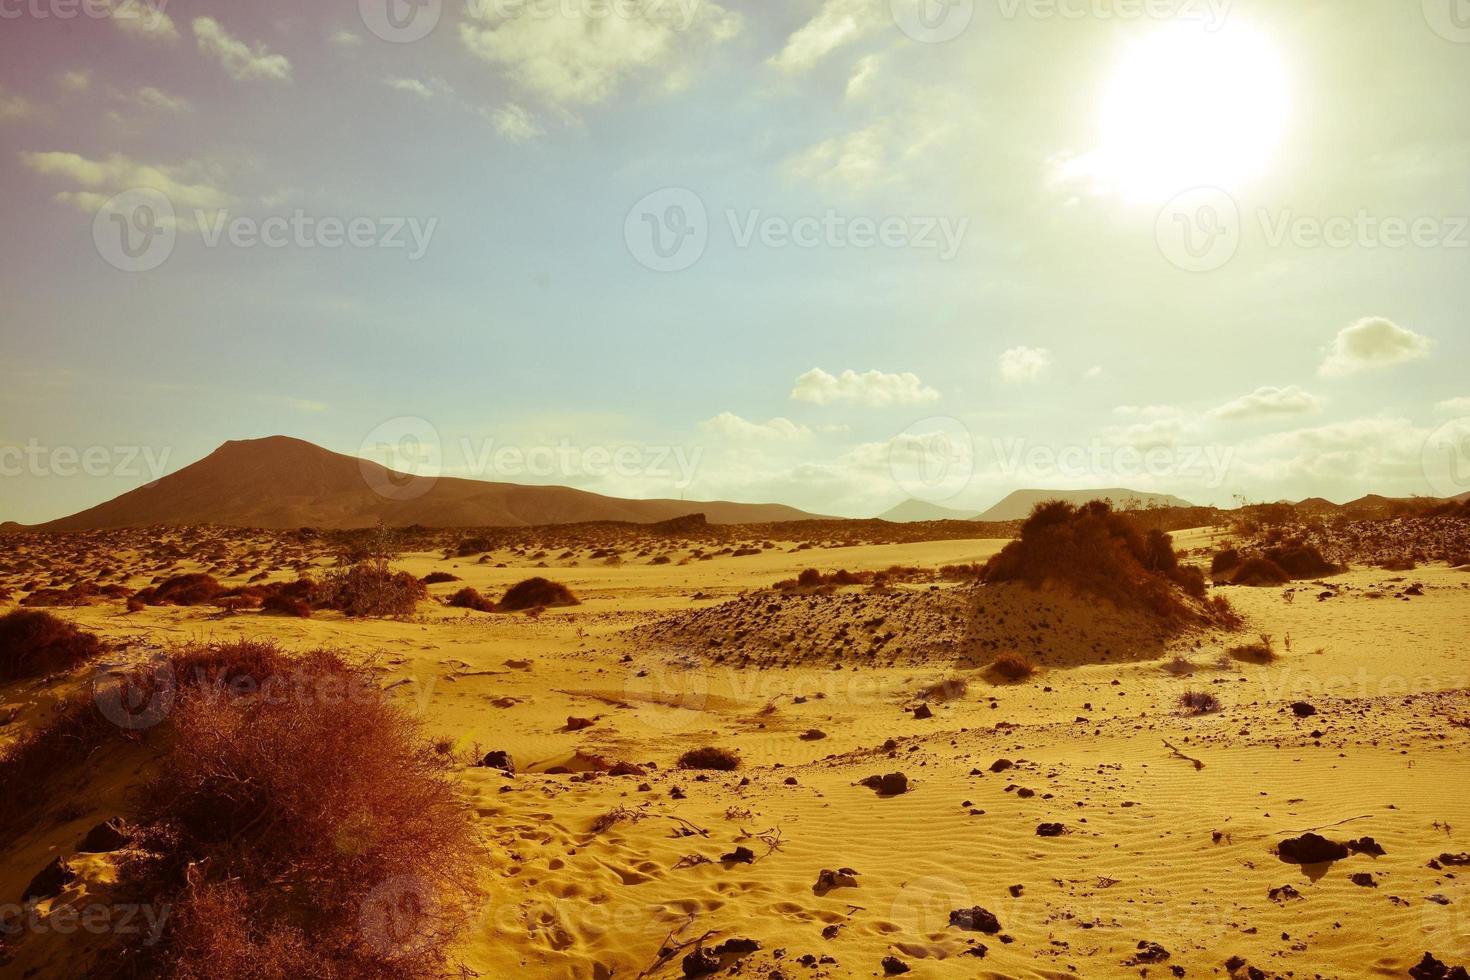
[2,0,1469,524]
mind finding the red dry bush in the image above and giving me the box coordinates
[110,650,479,979]
[497,577,579,612]
[420,572,460,586]
[1228,557,1291,586]
[135,574,224,607]
[446,587,496,613]
[317,560,426,618]
[0,608,105,681]
[260,593,312,618]
[987,652,1037,682]
[677,746,741,771]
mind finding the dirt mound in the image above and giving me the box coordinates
[498,577,580,611]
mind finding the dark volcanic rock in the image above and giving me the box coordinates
[948,906,1001,934]
[1278,833,1348,864]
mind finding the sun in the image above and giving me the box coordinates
[1094,23,1290,201]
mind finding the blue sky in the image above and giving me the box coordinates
[2,0,1469,523]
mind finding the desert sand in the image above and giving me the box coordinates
[3,515,1470,978]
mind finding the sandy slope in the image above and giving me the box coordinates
[4,534,1470,977]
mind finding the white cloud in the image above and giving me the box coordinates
[57,70,91,93]
[1083,365,1104,379]
[489,103,542,142]
[999,346,1052,383]
[1113,404,1178,418]
[769,0,883,73]
[783,125,887,188]
[328,29,363,47]
[105,0,179,42]
[194,17,292,83]
[1436,396,1470,416]
[845,54,881,100]
[1238,417,1431,488]
[1210,385,1323,421]
[701,412,812,441]
[127,86,191,112]
[1319,317,1432,378]
[459,0,740,107]
[791,368,940,407]
[0,86,38,123]
[384,76,454,100]
[20,151,235,213]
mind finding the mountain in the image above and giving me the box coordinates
[975,488,1194,522]
[876,499,981,523]
[29,436,825,531]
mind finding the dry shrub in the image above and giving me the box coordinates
[1229,634,1278,663]
[1228,557,1291,587]
[982,501,1202,620]
[0,608,105,681]
[1204,595,1244,629]
[135,574,224,607]
[446,587,496,613]
[420,572,460,586]
[260,593,311,618]
[1178,690,1221,714]
[1262,539,1340,578]
[987,652,1037,682]
[111,646,479,978]
[1210,548,1242,577]
[677,746,741,771]
[498,577,578,612]
[20,583,100,607]
[916,676,968,701]
[317,559,426,618]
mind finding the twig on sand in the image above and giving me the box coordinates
[738,826,785,860]
[1275,814,1374,836]
[636,913,714,979]
[1162,739,1205,770]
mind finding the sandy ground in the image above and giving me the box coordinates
[4,531,1470,978]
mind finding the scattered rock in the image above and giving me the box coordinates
[1267,884,1302,902]
[1277,832,1348,864]
[989,758,1014,773]
[1036,822,1066,837]
[76,818,128,853]
[948,906,1001,934]
[1125,941,1170,965]
[682,947,719,977]
[814,868,860,894]
[1410,952,1470,980]
[1347,836,1386,857]
[565,716,596,731]
[1349,872,1377,887]
[912,703,932,719]
[478,750,515,775]
[721,846,755,864]
[22,857,76,904]
[860,773,909,796]
[799,729,827,741]
[1291,701,1317,717]
[881,955,910,975]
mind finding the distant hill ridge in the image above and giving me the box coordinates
[26,436,825,531]
[879,489,1194,523]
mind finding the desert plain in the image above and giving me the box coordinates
[3,505,1470,980]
